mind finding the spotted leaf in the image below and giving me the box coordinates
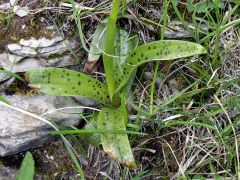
[26,67,110,105]
[97,106,137,169]
[114,40,206,94]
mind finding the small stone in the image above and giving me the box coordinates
[19,38,42,49]
[7,44,21,51]
[20,36,64,49]
[40,17,45,22]
[168,78,180,94]
[9,46,37,56]
[20,46,37,55]
[144,71,153,80]
[0,165,17,179]
[8,53,24,63]
[164,31,191,39]
[144,71,162,88]
[0,3,11,10]
[38,40,76,56]
[74,97,97,106]
[16,8,29,17]
[13,6,29,17]
[10,0,17,6]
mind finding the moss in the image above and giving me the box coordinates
[0,13,55,52]
[4,74,33,95]
[47,51,70,59]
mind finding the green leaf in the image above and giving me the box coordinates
[97,106,137,169]
[81,113,101,147]
[186,0,194,12]
[16,151,34,180]
[114,28,139,96]
[114,40,207,94]
[88,23,139,66]
[195,2,208,13]
[114,28,139,65]
[160,120,216,130]
[26,67,110,105]
[88,23,106,62]
[87,17,139,101]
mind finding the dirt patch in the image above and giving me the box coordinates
[0,137,123,179]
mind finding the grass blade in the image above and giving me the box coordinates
[160,120,216,130]
[88,23,107,62]
[51,129,145,135]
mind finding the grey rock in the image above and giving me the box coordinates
[19,36,64,48]
[8,45,37,56]
[0,53,79,73]
[8,39,76,57]
[38,40,76,57]
[0,54,12,84]
[144,71,162,88]
[13,6,29,17]
[0,53,8,62]
[0,77,15,92]
[3,32,78,75]
[7,44,22,52]
[164,21,208,39]
[0,73,11,83]
[164,31,191,39]
[0,94,82,156]
[8,53,24,63]
[0,3,11,10]
[168,78,180,94]
[74,96,98,106]
[0,163,43,180]
[10,0,17,6]
[0,165,17,180]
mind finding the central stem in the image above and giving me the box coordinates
[103,0,121,102]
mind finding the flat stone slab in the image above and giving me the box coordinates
[0,53,79,73]
[0,165,17,180]
[7,39,76,58]
[0,77,15,92]
[0,94,82,156]
[19,36,64,49]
